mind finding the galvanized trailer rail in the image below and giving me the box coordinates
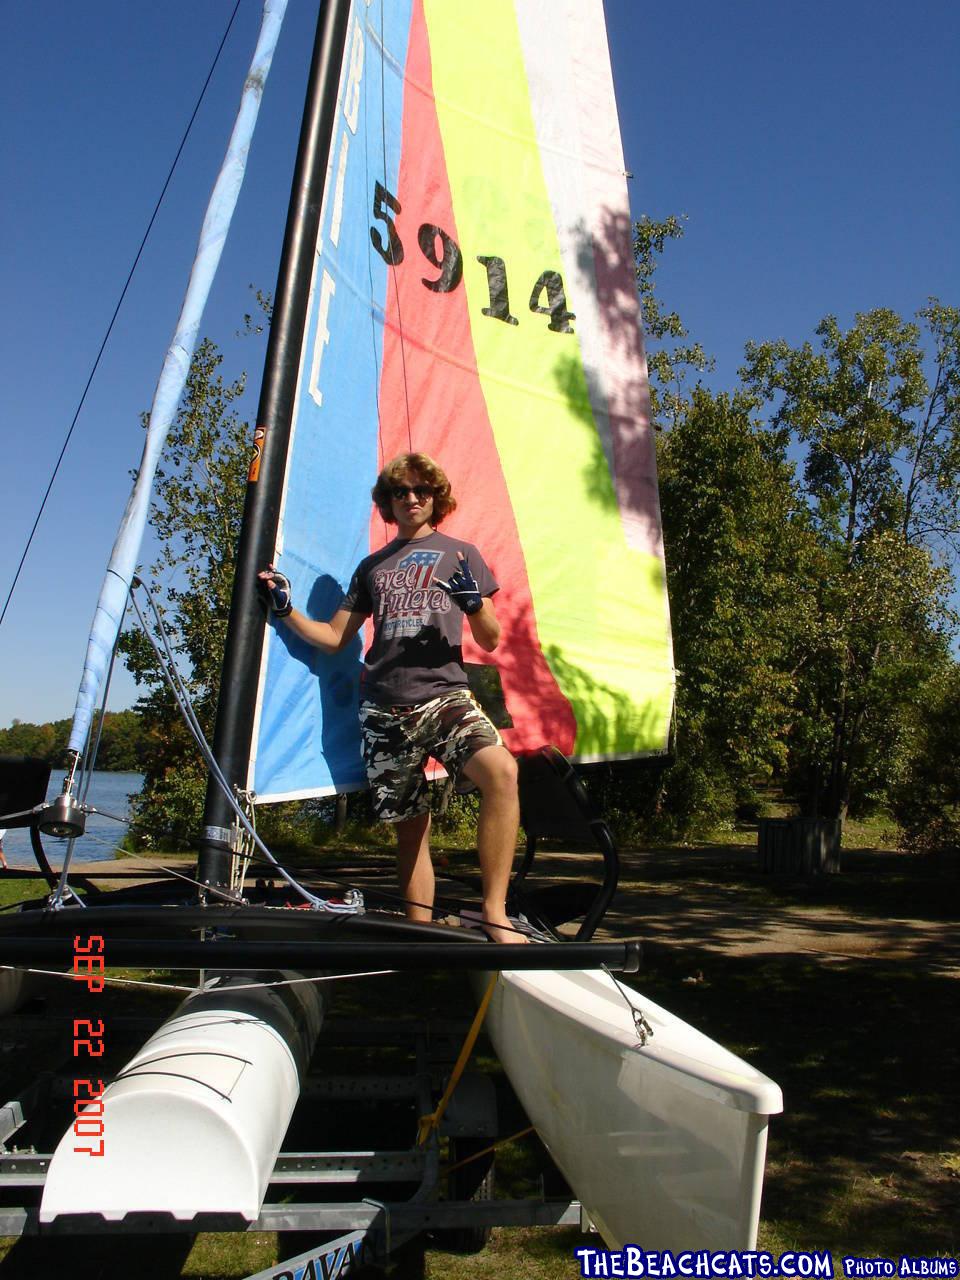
[0,1011,582,1277]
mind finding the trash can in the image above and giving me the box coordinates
[758,817,841,875]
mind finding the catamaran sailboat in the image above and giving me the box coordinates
[0,0,781,1266]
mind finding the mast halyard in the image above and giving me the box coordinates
[197,0,354,894]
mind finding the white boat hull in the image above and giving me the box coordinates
[41,973,323,1222]
[482,968,783,1250]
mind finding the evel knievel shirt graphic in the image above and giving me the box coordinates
[342,531,498,706]
[379,546,446,642]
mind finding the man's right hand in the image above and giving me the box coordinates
[258,566,293,617]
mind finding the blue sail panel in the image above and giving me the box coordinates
[251,0,413,799]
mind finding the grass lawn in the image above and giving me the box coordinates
[0,828,957,1277]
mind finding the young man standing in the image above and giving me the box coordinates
[259,453,524,943]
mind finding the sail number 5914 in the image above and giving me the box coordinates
[370,180,576,334]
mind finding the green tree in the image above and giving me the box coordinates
[0,717,72,764]
[94,710,147,772]
[0,718,57,761]
[891,658,960,859]
[655,387,816,830]
[741,303,960,818]
[628,216,819,833]
[0,713,150,770]
[118,338,249,847]
[634,214,714,431]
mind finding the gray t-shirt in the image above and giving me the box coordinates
[342,530,498,705]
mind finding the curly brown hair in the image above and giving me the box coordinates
[371,453,457,525]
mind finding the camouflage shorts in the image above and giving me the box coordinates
[358,691,502,822]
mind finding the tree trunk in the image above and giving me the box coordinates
[334,792,348,834]
[436,776,455,817]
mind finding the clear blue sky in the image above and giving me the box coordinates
[1,0,957,728]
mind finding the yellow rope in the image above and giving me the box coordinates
[442,1125,536,1175]
[417,972,499,1147]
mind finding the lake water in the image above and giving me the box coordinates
[1,770,143,867]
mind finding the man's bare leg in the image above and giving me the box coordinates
[395,810,434,923]
[462,745,525,944]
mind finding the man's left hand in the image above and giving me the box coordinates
[437,553,483,615]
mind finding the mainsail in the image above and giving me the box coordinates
[250,0,674,802]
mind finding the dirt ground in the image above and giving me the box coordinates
[594,841,960,974]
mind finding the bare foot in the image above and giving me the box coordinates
[481,915,529,945]
[459,907,530,944]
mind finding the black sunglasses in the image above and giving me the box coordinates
[391,484,434,501]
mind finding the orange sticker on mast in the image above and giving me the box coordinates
[248,425,266,482]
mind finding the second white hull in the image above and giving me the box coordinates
[482,968,782,1251]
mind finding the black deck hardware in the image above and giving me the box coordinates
[511,746,619,941]
[0,755,51,828]
[0,929,641,974]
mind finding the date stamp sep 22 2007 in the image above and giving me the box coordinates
[71,933,106,1157]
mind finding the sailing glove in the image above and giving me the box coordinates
[260,567,293,617]
[436,557,483,615]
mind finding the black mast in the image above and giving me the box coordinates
[197,0,353,893]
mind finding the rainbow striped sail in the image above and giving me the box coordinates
[250,0,674,800]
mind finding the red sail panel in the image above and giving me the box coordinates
[371,0,576,752]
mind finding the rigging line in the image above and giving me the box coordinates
[79,619,121,791]
[54,832,127,859]
[259,862,527,930]
[0,968,396,997]
[5,966,196,995]
[361,7,385,471]
[129,582,345,910]
[78,807,134,826]
[442,1125,536,1176]
[0,808,41,825]
[602,964,654,1047]
[85,845,244,903]
[377,0,413,452]
[51,611,124,908]
[80,806,183,847]
[0,0,243,631]
[201,969,398,993]
[128,606,273,901]
[53,828,229,898]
